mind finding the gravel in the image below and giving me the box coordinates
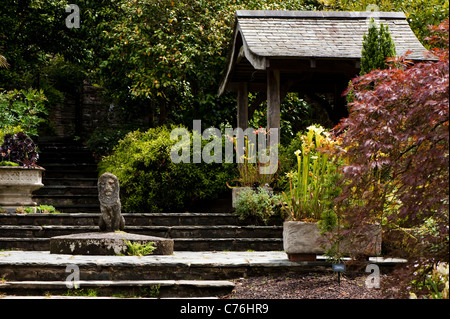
[225,272,393,299]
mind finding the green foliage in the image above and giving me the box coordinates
[248,93,317,145]
[226,131,276,188]
[317,0,449,46]
[234,187,285,225]
[0,89,48,137]
[111,286,160,298]
[281,125,342,221]
[12,205,61,214]
[15,206,36,214]
[360,20,396,75]
[0,0,85,88]
[35,205,60,214]
[62,288,99,297]
[0,161,19,166]
[122,239,156,257]
[85,125,143,159]
[410,262,449,299]
[277,130,308,190]
[87,0,320,128]
[99,126,237,213]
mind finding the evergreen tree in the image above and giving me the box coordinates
[360,19,396,75]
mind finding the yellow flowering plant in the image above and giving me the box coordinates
[281,125,341,222]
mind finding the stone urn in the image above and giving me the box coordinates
[283,221,382,261]
[0,166,45,212]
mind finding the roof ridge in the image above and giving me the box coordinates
[235,10,406,20]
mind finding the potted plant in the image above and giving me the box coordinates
[281,125,382,261]
[227,130,276,208]
[0,132,44,213]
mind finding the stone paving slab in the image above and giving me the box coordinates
[0,250,406,268]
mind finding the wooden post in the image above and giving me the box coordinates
[267,69,280,144]
[236,83,248,164]
[237,82,248,132]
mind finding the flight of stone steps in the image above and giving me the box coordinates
[0,137,283,252]
[0,213,283,251]
[33,137,100,213]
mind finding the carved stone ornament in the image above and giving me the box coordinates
[98,172,125,232]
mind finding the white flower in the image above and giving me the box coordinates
[437,263,449,276]
[409,293,418,299]
[294,149,301,157]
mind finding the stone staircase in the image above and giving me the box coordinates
[33,137,100,213]
[0,213,283,251]
[0,137,284,298]
[1,137,284,252]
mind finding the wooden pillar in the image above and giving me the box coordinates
[267,69,280,144]
[237,82,248,131]
[236,83,248,164]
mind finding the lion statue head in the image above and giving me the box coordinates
[98,172,120,206]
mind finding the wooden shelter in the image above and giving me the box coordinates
[218,10,429,141]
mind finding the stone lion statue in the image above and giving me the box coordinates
[98,172,125,232]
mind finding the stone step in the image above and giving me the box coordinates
[0,251,337,281]
[0,225,282,239]
[0,237,283,251]
[0,213,242,226]
[0,213,283,251]
[1,251,406,284]
[40,163,98,171]
[34,185,98,196]
[36,141,91,153]
[41,170,98,179]
[0,280,234,298]
[45,204,100,213]
[38,178,98,187]
[37,151,93,160]
[33,194,100,206]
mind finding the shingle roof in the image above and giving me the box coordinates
[219,10,430,95]
[236,10,427,62]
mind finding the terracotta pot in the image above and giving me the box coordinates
[0,166,45,212]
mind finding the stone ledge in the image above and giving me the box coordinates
[0,280,235,298]
[49,232,174,255]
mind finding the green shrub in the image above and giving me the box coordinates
[234,187,285,225]
[85,125,143,160]
[99,126,237,213]
[0,89,48,137]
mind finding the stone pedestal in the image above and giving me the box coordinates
[50,232,174,256]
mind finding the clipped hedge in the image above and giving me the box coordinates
[99,126,237,213]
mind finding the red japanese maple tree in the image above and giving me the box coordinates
[333,20,449,296]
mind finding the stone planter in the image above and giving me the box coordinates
[283,221,382,261]
[0,166,45,212]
